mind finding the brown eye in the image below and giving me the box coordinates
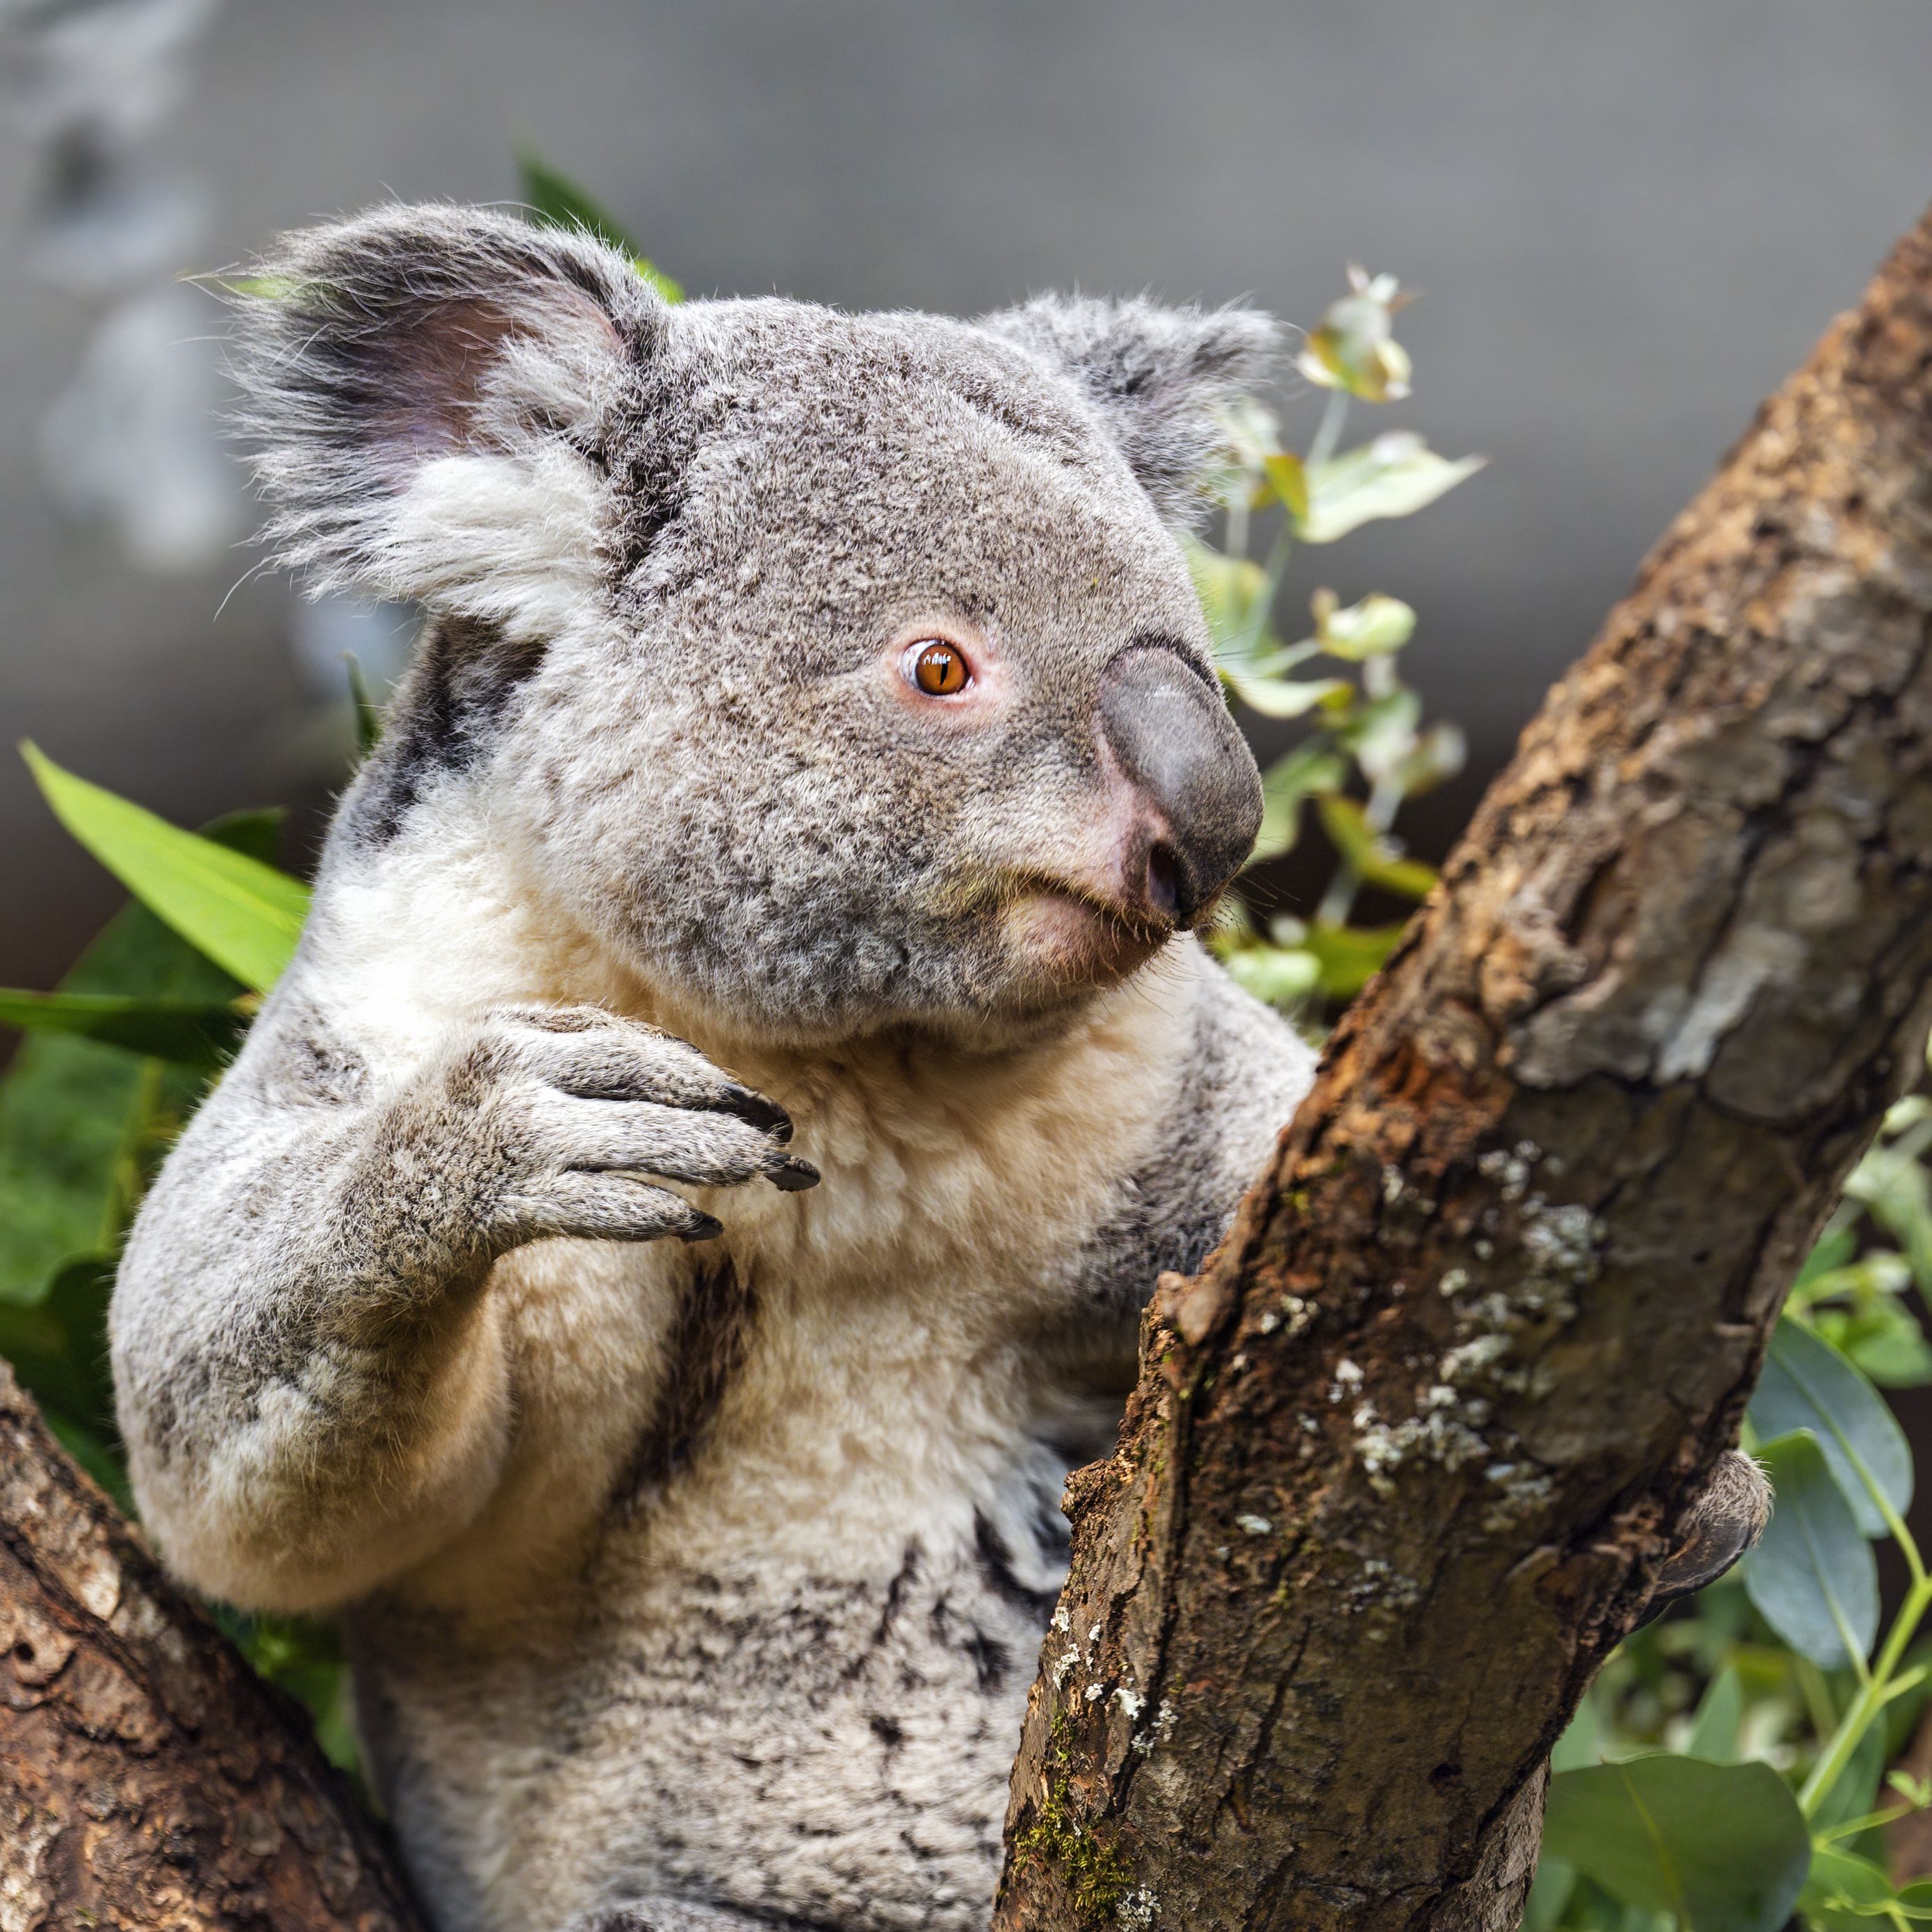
[908,639,970,696]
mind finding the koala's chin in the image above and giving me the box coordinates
[999,887,1172,997]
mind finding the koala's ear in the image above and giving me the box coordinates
[230,202,664,630]
[979,295,1278,523]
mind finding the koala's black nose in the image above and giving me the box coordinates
[1098,639,1262,928]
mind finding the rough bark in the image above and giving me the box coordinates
[994,207,1932,1932]
[0,1361,427,1932]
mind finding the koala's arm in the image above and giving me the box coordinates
[110,980,808,1614]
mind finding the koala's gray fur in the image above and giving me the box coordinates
[113,201,1315,1932]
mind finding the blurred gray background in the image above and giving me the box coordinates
[5,0,1931,989]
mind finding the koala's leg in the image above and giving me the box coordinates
[110,997,810,1612]
[1638,1447,1772,1625]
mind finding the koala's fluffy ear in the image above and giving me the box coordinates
[230,202,662,632]
[979,295,1278,523]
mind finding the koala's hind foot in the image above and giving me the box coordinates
[1639,1448,1772,1626]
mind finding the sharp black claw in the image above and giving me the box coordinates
[769,1156,821,1193]
[716,1084,794,1144]
[678,1211,726,1243]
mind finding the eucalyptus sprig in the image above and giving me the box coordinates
[1193,268,1481,1010]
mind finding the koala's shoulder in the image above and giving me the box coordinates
[1078,942,1314,1318]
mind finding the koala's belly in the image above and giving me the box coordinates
[349,1468,1067,1932]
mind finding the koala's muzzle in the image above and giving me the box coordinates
[1099,640,1263,928]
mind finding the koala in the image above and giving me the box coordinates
[109,206,1760,1932]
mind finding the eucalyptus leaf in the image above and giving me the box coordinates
[1814,1296,1932,1390]
[1261,450,1309,521]
[1302,917,1410,999]
[1313,591,1416,660]
[23,744,309,994]
[1316,794,1438,900]
[0,989,247,1071]
[1541,1755,1810,1932]
[1299,433,1486,543]
[345,653,385,761]
[1186,535,1271,648]
[1223,672,1350,719]
[1847,1140,1932,1296]
[1552,1696,1603,1771]
[1741,1430,1879,1669]
[1799,1845,1908,1931]
[0,813,273,1305]
[1748,1316,1911,1534]
[1251,742,1348,863]
[1683,1664,1743,1765]
[1811,1717,1888,1842]
[515,145,685,302]
[1795,1226,1861,1289]
[1220,944,1321,1006]
[1522,1854,1578,1931]
[0,1257,115,1434]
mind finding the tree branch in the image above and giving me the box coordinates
[0,1361,427,1932]
[995,204,1932,1932]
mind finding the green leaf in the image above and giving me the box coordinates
[345,653,385,761]
[0,813,272,1306]
[22,744,309,994]
[1553,1695,1603,1771]
[1298,432,1485,543]
[1847,1143,1932,1295]
[1223,671,1351,719]
[1251,741,1348,864]
[1261,450,1309,522]
[1541,1755,1810,1932]
[1799,1845,1911,1929]
[1796,1227,1862,1291]
[1220,944,1321,1007]
[1186,535,1272,648]
[0,1258,115,1435]
[1815,1296,1932,1391]
[514,144,684,302]
[1812,1719,1888,1842]
[1683,1664,1744,1765]
[1741,1430,1879,1669]
[1749,1316,1911,1536]
[1302,917,1410,999]
[1317,794,1439,900]
[1311,589,1416,660]
[0,989,247,1071]
[1522,1854,1577,1931]
[42,1405,133,1514]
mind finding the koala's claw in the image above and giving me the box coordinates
[719,1085,794,1143]
[453,1006,813,1251]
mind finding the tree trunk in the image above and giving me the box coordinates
[993,205,1932,1932]
[0,1361,427,1932]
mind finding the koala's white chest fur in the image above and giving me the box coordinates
[345,965,1198,1932]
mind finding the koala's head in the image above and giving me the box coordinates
[236,204,1277,1047]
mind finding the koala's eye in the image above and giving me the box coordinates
[906,639,971,697]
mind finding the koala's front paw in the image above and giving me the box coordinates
[457,1005,815,1250]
